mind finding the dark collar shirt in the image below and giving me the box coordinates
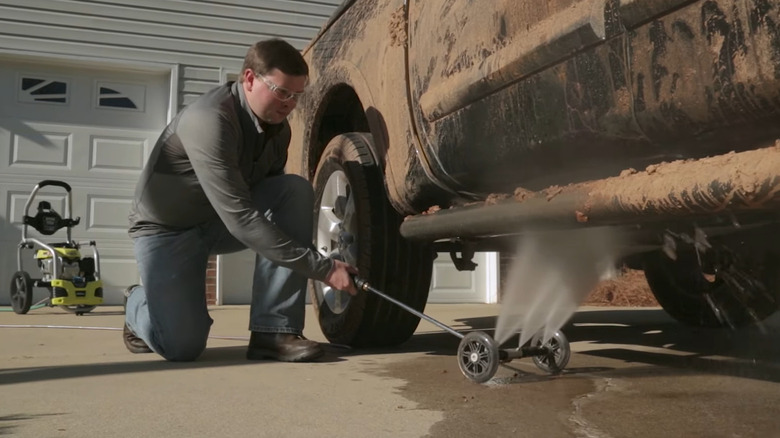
[129,81,333,280]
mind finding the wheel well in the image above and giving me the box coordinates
[308,84,370,180]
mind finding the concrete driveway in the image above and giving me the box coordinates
[2,304,779,437]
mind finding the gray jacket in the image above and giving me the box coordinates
[129,82,333,281]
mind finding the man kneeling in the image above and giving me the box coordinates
[124,39,356,362]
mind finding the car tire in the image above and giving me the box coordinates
[643,247,780,328]
[310,133,433,347]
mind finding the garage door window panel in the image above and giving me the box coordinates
[19,76,69,105]
[95,82,145,112]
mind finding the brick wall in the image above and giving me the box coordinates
[206,255,217,305]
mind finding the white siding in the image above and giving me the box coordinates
[0,0,343,107]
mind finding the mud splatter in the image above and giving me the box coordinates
[485,193,510,205]
[388,6,407,47]
[423,205,442,215]
[514,187,534,201]
[545,185,564,201]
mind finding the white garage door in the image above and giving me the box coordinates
[427,252,499,303]
[0,57,169,305]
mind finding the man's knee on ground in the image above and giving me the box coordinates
[157,333,208,362]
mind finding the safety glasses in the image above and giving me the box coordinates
[257,75,305,102]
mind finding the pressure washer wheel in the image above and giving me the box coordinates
[530,330,571,374]
[10,271,34,315]
[457,331,500,383]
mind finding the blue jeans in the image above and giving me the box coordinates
[125,174,314,361]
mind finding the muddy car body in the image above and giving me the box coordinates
[287,0,780,346]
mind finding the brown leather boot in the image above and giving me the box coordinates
[246,332,324,362]
[122,284,152,354]
[123,324,153,354]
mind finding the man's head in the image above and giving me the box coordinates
[240,39,309,125]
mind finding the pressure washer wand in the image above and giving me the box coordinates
[353,277,465,339]
[351,276,571,382]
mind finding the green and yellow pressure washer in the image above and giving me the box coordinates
[8,180,103,315]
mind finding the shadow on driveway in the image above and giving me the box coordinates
[4,307,780,386]
[0,346,259,386]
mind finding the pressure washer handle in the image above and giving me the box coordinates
[352,275,369,292]
[37,180,72,192]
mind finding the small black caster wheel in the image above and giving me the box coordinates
[530,330,571,374]
[10,271,34,314]
[457,331,500,383]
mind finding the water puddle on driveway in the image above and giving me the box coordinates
[377,352,780,438]
[375,354,595,437]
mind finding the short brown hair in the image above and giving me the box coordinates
[239,39,308,82]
